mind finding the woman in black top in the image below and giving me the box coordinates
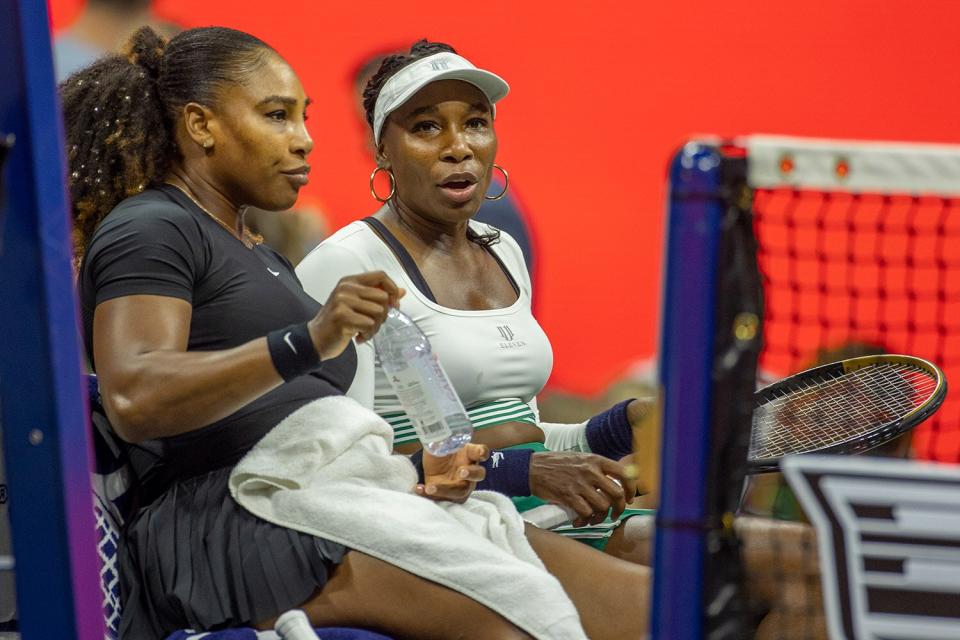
[66,25,647,640]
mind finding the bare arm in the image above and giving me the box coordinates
[94,272,402,443]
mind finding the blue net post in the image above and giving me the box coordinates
[0,0,103,637]
[651,141,725,640]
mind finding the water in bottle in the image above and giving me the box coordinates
[373,308,473,455]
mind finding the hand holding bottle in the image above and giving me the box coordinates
[309,271,404,360]
[418,442,490,503]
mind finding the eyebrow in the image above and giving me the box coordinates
[257,95,312,107]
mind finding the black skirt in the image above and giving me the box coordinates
[118,467,349,639]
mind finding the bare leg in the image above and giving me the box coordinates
[604,515,827,638]
[738,517,827,640]
[524,523,650,640]
[603,514,654,565]
[258,550,533,640]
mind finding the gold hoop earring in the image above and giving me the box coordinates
[485,164,509,201]
[369,166,396,203]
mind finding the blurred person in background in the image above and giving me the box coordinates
[54,0,182,81]
[245,202,329,266]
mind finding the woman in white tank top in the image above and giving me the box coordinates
[297,40,828,639]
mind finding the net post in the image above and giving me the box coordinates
[0,1,103,638]
[651,141,726,640]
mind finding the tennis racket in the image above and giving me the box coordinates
[748,355,946,473]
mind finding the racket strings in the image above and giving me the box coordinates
[750,363,936,460]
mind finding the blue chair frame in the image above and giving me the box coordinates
[1,1,102,637]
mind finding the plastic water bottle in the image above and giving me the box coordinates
[274,609,318,639]
[373,308,473,455]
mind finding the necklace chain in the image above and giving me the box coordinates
[166,182,255,247]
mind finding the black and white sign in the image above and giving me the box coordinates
[783,455,960,640]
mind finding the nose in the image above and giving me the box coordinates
[291,121,313,158]
[441,127,472,164]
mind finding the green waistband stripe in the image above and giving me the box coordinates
[383,399,537,444]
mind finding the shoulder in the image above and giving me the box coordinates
[83,188,208,279]
[297,220,390,298]
[298,220,379,273]
[91,188,203,246]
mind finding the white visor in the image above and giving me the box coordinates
[372,52,509,145]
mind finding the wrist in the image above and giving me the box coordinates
[585,399,634,460]
[267,322,321,382]
[306,316,324,355]
[475,448,533,497]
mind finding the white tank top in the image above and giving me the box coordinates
[296,220,553,443]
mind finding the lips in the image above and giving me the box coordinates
[281,165,310,188]
[438,172,479,203]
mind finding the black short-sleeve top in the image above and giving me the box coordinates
[79,185,355,499]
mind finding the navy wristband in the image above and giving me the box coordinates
[585,399,634,460]
[266,322,320,382]
[409,449,426,485]
[475,448,533,497]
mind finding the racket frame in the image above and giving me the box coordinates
[748,354,947,473]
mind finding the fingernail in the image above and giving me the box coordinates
[426,485,437,495]
[459,469,470,479]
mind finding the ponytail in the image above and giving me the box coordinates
[61,27,171,259]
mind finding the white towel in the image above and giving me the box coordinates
[229,396,586,640]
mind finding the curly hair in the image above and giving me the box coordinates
[361,39,501,248]
[61,26,276,259]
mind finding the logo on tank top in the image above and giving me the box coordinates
[497,325,526,350]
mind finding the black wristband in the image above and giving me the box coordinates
[266,322,321,382]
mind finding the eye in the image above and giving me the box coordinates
[266,110,287,122]
[412,120,439,133]
[467,117,489,129]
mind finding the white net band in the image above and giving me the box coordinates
[744,135,960,196]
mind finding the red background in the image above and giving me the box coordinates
[49,0,960,395]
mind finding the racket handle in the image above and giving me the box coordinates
[275,609,318,639]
